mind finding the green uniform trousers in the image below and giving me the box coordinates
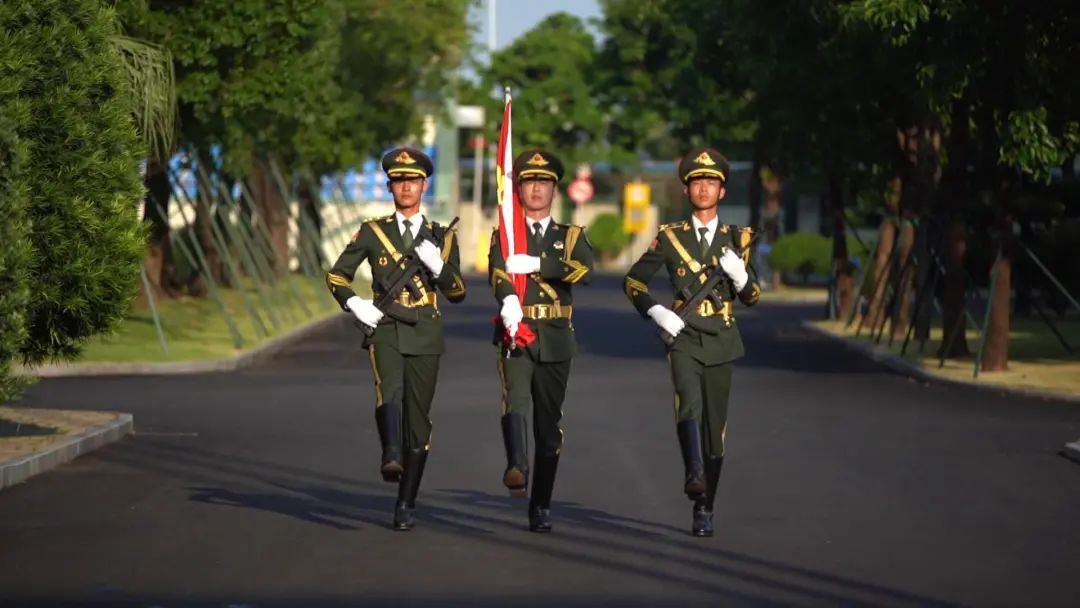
[368,343,440,451]
[497,348,571,457]
[668,350,733,459]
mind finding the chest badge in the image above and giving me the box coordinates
[553,240,564,250]
[378,256,388,266]
[676,267,687,277]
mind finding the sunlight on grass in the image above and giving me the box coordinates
[81,275,363,363]
[815,317,1080,397]
[762,285,828,303]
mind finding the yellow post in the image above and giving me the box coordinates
[623,180,651,235]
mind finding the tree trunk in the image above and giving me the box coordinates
[251,158,290,275]
[866,217,897,333]
[912,225,935,342]
[137,160,174,307]
[981,179,1014,372]
[192,152,225,293]
[891,219,916,339]
[939,218,970,357]
[982,251,1012,371]
[297,174,324,273]
[830,172,855,320]
[762,169,782,288]
[938,98,973,358]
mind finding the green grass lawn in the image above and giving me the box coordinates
[80,275,360,363]
[762,284,828,303]
[815,315,1080,397]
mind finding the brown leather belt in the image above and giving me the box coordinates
[673,299,732,319]
[522,303,572,320]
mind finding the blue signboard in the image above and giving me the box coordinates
[166,144,437,204]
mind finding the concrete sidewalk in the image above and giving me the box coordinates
[1,408,133,491]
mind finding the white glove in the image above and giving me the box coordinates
[414,240,444,277]
[500,294,524,337]
[647,304,685,338]
[505,254,541,275]
[346,295,384,329]
[719,248,749,292]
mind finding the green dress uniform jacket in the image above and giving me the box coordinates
[326,214,467,354]
[488,222,594,361]
[624,220,760,365]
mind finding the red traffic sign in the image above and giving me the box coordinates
[567,178,594,206]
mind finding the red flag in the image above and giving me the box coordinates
[495,89,535,348]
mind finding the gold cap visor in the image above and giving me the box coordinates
[387,168,429,179]
[518,169,559,181]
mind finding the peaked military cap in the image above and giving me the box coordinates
[381,147,434,180]
[513,149,564,182]
[679,147,730,184]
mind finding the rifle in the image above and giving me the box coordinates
[658,230,761,347]
[357,217,460,338]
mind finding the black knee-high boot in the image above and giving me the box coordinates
[676,420,706,499]
[375,404,403,482]
[501,413,529,496]
[392,448,429,531]
[528,454,559,533]
[692,456,723,537]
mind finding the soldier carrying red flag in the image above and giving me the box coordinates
[489,89,595,532]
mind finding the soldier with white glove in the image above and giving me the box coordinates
[325,147,466,532]
[622,147,760,538]
[488,148,595,533]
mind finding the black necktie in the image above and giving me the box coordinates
[533,222,544,247]
[402,219,413,249]
[698,227,710,258]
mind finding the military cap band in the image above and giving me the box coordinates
[684,168,727,182]
[381,146,434,180]
[513,148,565,182]
[518,169,560,181]
[678,147,730,184]
[386,167,429,179]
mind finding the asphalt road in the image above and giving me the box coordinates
[2,275,1079,607]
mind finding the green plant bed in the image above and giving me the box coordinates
[815,316,1080,396]
[587,213,631,259]
[768,232,871,283]
[79,274,352,363]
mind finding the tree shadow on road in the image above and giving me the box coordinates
[93,439,960,608]
[188,486,368,530]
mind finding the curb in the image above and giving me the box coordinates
[1064,441,1080,464]
[19,313,344,378]
[801,320,1080,405]
[0,413,133,491]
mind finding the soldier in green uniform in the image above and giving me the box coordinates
[325,147,467,531]
[488,149,595,533]
[623,147,760,537]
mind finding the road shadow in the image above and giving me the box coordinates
[0,418,58,438]
[89,438,959,608]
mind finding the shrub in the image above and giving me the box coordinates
[587,213,631,258]
[0,113,31,401]
[767,232,868,281]
[1,0,146,373]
